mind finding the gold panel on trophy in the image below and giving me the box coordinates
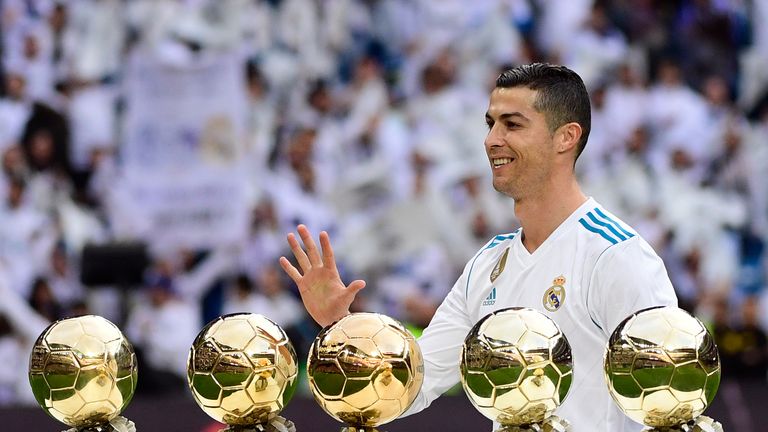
[604,306,722,431]
[28,315,138,430]
[187,313,299,430]
[307,313,424,431]
[460,307,572,431]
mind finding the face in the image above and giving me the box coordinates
[742,297,758,325]
[703,76,728,106]
[6,74,25,100]
[658,63,681,86]
[8,182,24,208]
[30,130,54,166]
[24,34,40,59]
[150,287,171,306]
[52,248,68,274]
[484,87,557,200]
[260,267,282,296]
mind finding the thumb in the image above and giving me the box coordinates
[347,279,366,294]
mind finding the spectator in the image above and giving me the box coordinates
[0,71,32,150]
[45,242,84,310]
[28,276,61,322]
[565,3,628,90]
[0,269,50,406]
[714,296,768,380]
[0,178,55,298]
[223,269,303,331]
[125,270,198,384]
[0,314,20,406]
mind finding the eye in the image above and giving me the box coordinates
[485,119,494,130]
[506,121,520,130]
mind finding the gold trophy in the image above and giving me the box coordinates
[28,315,139,432]
[461,307,573,432]
[604,306,722,432]
[306,312,424,432]
[187,313,299,432]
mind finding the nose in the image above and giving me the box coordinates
[484,124,504,150]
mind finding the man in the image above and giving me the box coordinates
[279,64,677,431]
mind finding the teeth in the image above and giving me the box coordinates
[492,158,513,166]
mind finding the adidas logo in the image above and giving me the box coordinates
[483,287,497,306]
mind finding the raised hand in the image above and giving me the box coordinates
[279,225,366,327]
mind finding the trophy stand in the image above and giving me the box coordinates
[495,415,570,432]
[644,416,723,432]
[63,417,136,432]
[220,416,296,432]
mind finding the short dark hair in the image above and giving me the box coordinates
[496,63,591,161]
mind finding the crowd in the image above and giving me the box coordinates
[0,0,767,406]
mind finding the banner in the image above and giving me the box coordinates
[118,50,249,249]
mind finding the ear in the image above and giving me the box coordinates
[555,122,582,154]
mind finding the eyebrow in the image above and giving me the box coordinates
[485,112,530,122]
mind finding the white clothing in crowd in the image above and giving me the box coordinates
[0,270,50,406]
[126,248,236,377]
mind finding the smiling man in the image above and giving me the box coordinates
[279,63,677,431]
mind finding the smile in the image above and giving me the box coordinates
[492,157,514,168]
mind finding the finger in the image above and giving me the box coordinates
[319,231,336,269]
[287,232,311,273]
[279,256,303,283]
[347,279,366,295]
[297,224,323,267]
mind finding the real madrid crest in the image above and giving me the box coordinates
[543,275,566,312]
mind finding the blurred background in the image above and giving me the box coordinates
[0,0,766,430]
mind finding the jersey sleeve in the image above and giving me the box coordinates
[587,237,678,338]
[401,251,476,417]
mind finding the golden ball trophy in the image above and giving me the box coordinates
[187,313,299,432]
[28,315,139,432]
[306,312,424,432]
[461,307,573,432]
[604,306,722,432]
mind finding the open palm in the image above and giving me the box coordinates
[279,225,366,327]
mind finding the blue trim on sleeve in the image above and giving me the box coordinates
[494,234,516,242]
[578,218,618,245]
[593,207,634,239]
[587,212,627,241]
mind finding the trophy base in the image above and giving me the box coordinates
[495,416,571,432]
[643,416,723,432]
[221,416,296,432]
[64,417,136,432]
[340,428,379,432]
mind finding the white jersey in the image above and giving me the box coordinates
[404,198,678,431]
